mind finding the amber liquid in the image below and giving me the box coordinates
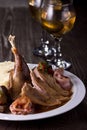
[28,0,42,22]
[41,6,76,37]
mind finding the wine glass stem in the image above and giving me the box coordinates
[41,28,46,41]
[52,37,71,69]
[54,37,62,61]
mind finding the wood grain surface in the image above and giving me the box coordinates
[0,1,87,130]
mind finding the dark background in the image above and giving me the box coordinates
[0,0,87,130]
[0,0,86,7]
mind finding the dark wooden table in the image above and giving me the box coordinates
[0,1,87,130]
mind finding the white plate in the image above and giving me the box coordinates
[0,63,86,121]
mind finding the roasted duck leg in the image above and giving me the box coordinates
[8,35,31,100]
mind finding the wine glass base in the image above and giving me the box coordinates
[33,43,54,59]
[53,60,71,69]
[33,47,44,57]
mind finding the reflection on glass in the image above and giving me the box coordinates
[41,0,76,69]
[28,0,54,59]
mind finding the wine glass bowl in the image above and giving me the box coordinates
[41,0,76,69]
[28,0,42,22]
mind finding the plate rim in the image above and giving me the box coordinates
[0,63,86,121]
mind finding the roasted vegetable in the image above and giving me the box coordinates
[0,86,8,104]
[0,86,11,112]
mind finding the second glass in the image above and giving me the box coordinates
[28,0,54,59]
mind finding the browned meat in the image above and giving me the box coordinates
[9,95,33,115]
[8,35,31,100]
[33,67,70,96]
[23,67,72,106]
[8,35,72,110]
[21,82,62,106]
[30,70,59,97]
[33,67,44,81]
[53,69,73,90]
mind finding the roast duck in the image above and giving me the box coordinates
[0,35,73,115]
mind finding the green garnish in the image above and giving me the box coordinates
[38,61,54,75]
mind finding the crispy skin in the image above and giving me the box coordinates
[53,69,73,90]
[22,68,71,106]
[21,82,62,106]
[8,35,31,100]
[33,67,70,96]
[6,35,72,115]
[9,95,33,115]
